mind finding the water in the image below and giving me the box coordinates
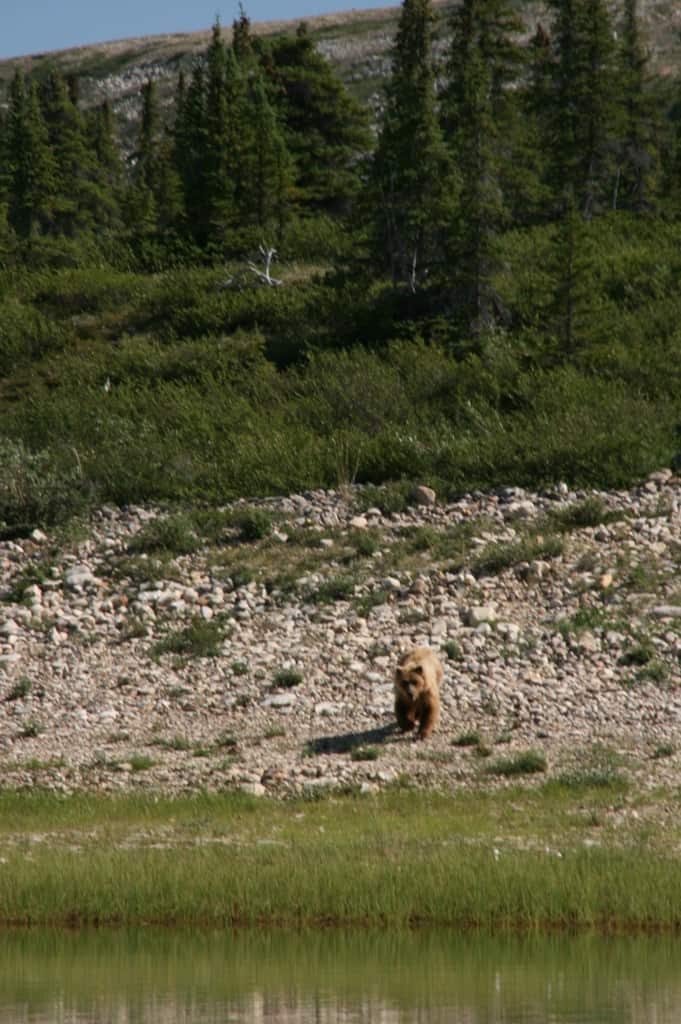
[1,928,681,1022]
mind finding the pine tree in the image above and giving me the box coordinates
[546,0,618,217]
[615,0,658,212]
[266,24,370,215]
[40,68,98,235]
[202,19,250,246]
[232,3,254,63]
[245,75,293,240]
[124,79,160,240]
[369,0,456,290]
[442,0,522,330]
[548,186,601,358]
[86,100,124,231]
[174,63,208,241]
[7,71,57,238]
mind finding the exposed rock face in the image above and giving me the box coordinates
[0,471,680,796]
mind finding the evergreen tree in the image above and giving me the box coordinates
[124,78,160,240]
[369,0,456,290]
[86,100,124,231]
[548,186,603,358]
[615,0,658,212]
[245,75,293,240]
[6,71,56,238]
[232,3,254,63]
[442,0,523,330]
[40,68,98,235]
[514,22,555,224]
[266,24,370,215]
[204,20,237,240]
[547,0,618,217]
[174,63,208,240]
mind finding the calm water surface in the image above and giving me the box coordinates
[1,928,681,1022]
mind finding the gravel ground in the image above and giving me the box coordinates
[1,471,680,798]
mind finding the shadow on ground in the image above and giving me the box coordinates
[304,723,399,756]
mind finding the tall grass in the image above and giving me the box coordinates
[0,789,679,930]
[2,840,681,929]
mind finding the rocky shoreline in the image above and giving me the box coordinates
[1,473,680,797]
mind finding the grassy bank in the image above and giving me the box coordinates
[2,784,681,931]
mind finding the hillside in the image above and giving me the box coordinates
[1,476,680,797]
[1,0,680,130]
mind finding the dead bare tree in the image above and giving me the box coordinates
[220,243,283,290]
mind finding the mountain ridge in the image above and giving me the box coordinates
[1,1,679,122]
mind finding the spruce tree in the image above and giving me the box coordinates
[546,0,618,217]
[7,71,56,238]
[548,186,603,359]
[369,0,456,290]
[615,0,658,212]
[245,75,293,240]
[86,100,124,231]
[174,63,208,241]
[232,3,254,63]
[201,18,251,247]
[442,0,522,330]
[40,68,98,235]
[266,24,370,215]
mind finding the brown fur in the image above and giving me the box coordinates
[394,646,443,739]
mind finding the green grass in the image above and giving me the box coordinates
[272,668,303,688]
[5,676,32,701]
[151,616,226,659]
[471,535,564,577]
[0,786,677,930]
[486,750,547,777]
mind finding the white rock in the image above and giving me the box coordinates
[463,605,497,627]
[64,566,99,590]
[651,606,681,619]
[315,702,342,716]
[263,693,296,708]
[240,783,266,797]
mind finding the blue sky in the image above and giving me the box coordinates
[0,0,387,60]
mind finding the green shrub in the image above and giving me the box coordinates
[128,514,200,556]
[228,508,274,542]
[486,750,547,777]
[0,302,66,374]
[5,677,32,702]
[152,617,226,659]
[619,642,654,667]
[308,576,356,604]
[442,641,463,662]
[472,535,564,577]
[549,497,623,532]
[451,731,481,748]
[0,438,89,530]
[272,669,303,688]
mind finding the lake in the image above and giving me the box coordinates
[1,928,681,1022]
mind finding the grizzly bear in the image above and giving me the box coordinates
[394,646,443,739]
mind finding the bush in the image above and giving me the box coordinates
[486,750,547,777]
[152,617,226,659]
[0,438,90,530]
[128,514,200,556]
[0,302,66,374]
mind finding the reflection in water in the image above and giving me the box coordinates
[1,928,681,1022]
